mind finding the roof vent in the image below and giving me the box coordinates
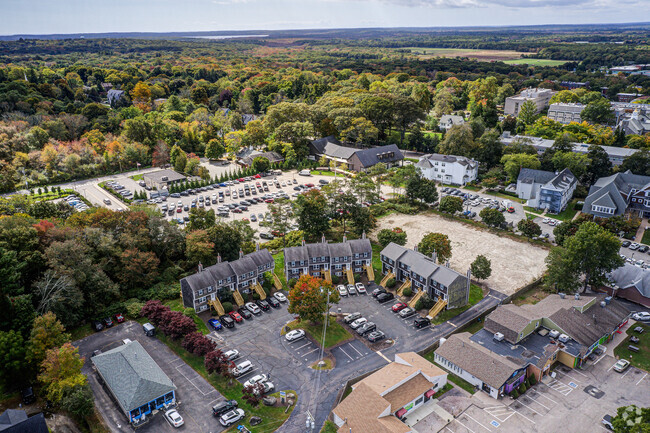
[162,176,169,181]
[493,332,505,342]
[558,334,570,343]
[559,292,566,299]
[549,330,560,339]
[574,293,580,300]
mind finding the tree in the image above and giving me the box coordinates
[265,198,294,248]
[438,124,476,157]
[182,332,216,356]
[39,342,86,403]
[474,129,504,169]
[546,222,624,293]
[517,100,538,126]
[252,157,270,173]
[551,151,589,180]
[242,383,266,407]
[287,274,339,324]
[349,205,375,236]
[417,233,452,264]
[553,220,582,246]
[517,219,542,237]
[119,248,160,294]
[205,139,225,160]
[406,172,438,205]
[158,310,197,339]
[612,405,650,433]
[294,190,330,242]
[501,153,541,181]
[130,82,152,112]
[621,150,650,176]
[205,349,233,376]
[173,148,188,173]
[187,208,216,231]
[583,145,612,186]
[393,95,426,145]
[470,255,492,282]
[0,330,27,385]
[438,196,463,214]
[480,208,506,227]
[581,99,615,125]
[377,227,407,248]
[152,141,170,167]
[27,312,71,367]
[140,300,171,327]
[61,384,95,418]
[185,229,215,266]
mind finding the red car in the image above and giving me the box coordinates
[232,208,242,213]
[305,183,315,188]
[254,174,261,179]
[392,302,408,312]
[238,178,245,182]
[114,313,125,323]
[176,207,182,213]
[229,311,243,322]
[265,199,274,203]
[271,230,285,236]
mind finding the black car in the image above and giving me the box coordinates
[260,232,274,240]
[92,320,104,331]
[377,292,395,303]
[640,245,649,253]
[103,317,114,328]
[267,296,280,308]
[371,288,387,298]
[212,399,238,417]
[622,240,631,248]
[256,299,270,311]
[238,307,252,320]
[357,322,376,336]
[414,317,430,329]
[367,331,386,343]
[220,315,235,328]
[21,387,36,405]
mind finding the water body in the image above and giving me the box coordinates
[182,34,268,39]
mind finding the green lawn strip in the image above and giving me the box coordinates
[486,191,524,203]
[503,59,568,66]
[614,323,649,372]
[157,334,295,431]
[285,318,352,349]
[310,170,344,177]
[320,420,338,433]
[422,351,476,394]
[371,243,384,284]
[164,298,210,335]
[70,324,96,341]
[642,230,650,246]
[431,284,483,325]
[272,252,287,288]
[130,174,144,181]
[460,319,485,335]
[462,185,482,192]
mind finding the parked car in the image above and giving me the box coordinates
[640,245,649,253]
[274,292,287,302]
[632,311,650,322]
[601,415,614,431]
[267,296,280,308]
[344,312,362,324]
[337,285,348,297]
[231,360,253,377]
[238,307,252,320]
[164,409,184,428]
[220,315,235,328]
[372,288,386,297]
[229,311,243,322]
[21,387,35,405]
[243,374,268,388]
[254,381,275,396]
[414,317,430,329]
[102,317,113,328]
[246,302,262,315]
[224,349,240,361]
[392,302,408,312]
[92,320,104,332]
[345,284,356,295]
[219,408,246,427]
[208,318,222,330]
[367,331,386,343]
[285,329,305,341]
[613,359,630,372]
[399,307,416,318]
[629,242,640,250]
[256,299,270,311]
[349,318,367,329]
[377,292,395,303]
[356,322,376,335]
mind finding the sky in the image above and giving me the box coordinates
[1,0,649,35]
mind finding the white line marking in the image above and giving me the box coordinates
[456,418,477,433]
[465,413,492,432]
[637,373,648,386]
[570,369,589,379]
[608,362,618,372]
[529,389,556,405]
[293,342,311,350]
[348,343,364,357]
[593,354,606,365]
[621,369,631,378]
[516,399,542,415]
[301,347,320,357]
[338,346,354,360]
[526,395,550,411]
[446,427,455,433]
[513,408,536,424]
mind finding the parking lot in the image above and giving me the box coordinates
[75,321,226,433]
[439,187,525,227]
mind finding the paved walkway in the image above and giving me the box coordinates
[634,218,648,243]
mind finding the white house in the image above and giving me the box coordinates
[438,115,465,131]
[416,153,478,186]
[504,88,556,116]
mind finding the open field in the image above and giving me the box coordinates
[502,58,569,66]
[373,213,549,295]
[406,47,528,61]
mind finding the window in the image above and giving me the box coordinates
[207,286,213,293]
[198,289,204,296]
[291,261,296,267]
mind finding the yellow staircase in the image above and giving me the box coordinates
[208,298,225,316]
[364,264,375,281]
[253,282,266,300]
[428,298,447,319]
[380,272,395,288]
[324,270,332,283]
[346,267,354,285]
[272,273,283,290]
[233,290,245,306]
[408,290,425,308]
[397,279,411,296]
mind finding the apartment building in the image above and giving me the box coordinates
[547,103,585,124]
[416,153,478,186]
[504,88,556,116]
[516,168,577,214]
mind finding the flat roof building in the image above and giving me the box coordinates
[504,88,556,116]
[142,169,186,190]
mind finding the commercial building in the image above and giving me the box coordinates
[617,93,644,103]
[331,352,447,433]
[180,248,274,313]
[284,235,372,284]
[91,341,177,426]
[309,136,404,172]
[616,108,650,136]
[516,168,577,214]
[435,294,629,399]
[415,153,478,186]
[438,115,465,131]
[504,88,556,116]
[0,409,48,433]
[547,103,585,124]
[582,171,650,218]
[500,133,639,166]
[238,150,285,167]
[603,263,650,308]
[142,169,187,190]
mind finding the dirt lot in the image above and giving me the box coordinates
[373,213,549,296]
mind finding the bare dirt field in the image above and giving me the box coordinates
[405,47,529,61]
[373,213,549,296]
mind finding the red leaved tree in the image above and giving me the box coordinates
[140,300,170,326]
[158,310,197,340]
[242,383,265,407]
[182,332,216,356]
[205,350,234,379]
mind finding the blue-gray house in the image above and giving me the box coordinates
[91,340,176,425]
[516,168,577,214]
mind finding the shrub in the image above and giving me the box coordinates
[140,300,171,326]
[528,375,537,386]
[222,302,234,313]
[414,299,423,310]
[331,275,340,285]
[386,278,396,288]
[288,278,298,288]
[126,299,144,318]
[263,286,270,296]
[158,310,197,339]
[519,384,527,393]
[182,332,216,356]
[403,287,413,297]
[252,292,260,300]
[142,282,180,302]
[511,390,519,399]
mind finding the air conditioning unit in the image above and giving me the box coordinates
[559,293,566,299]
[549,330,560,339]
[162,176,169,181]
[558,334,570,343]
[493,332,505,342]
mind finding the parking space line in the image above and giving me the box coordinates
[446,427,456,433]
[512,408,536,424]
[516,399,542,415]
[525,394,550,411]
[593,354,607,365]
[456,418,477,433]
[637,373,648,385]
[293,342,312,350]
[348,343,364,357]
[607,362,618,372]
[338,346,354,360]
[465,413,492,432]
[570,369,589,379]
[236,369,257,379]
[301,347,320,357]
[529,389,556,405]
[621,368,632,378]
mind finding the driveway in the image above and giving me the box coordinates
[75,321,226,433]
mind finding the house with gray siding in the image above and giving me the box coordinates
[379,243,469,309]
[583,171,650,218]
[309,136,403,172]
[517,168,577,213]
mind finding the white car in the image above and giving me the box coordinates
[355,282,366,294]
[164,409,184,428]
[274,292,287,303]
[285,329,305,341]
[337,285,348,297]
[246,302,261,315]
[349,318,367,329]
[629,243,640,250]
[632,311,650,322]
[347,284,356,295]
[253,381,275,396]
[243,374,268,388]
[224,349,240,361]
[219,408,245,427]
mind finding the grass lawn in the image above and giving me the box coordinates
[321,420,338,433]
[130,174,144,181]
[285,318,352,349]
[432,284,484,325]
[461,319,485,335]
[462,185,482,192]
[164,298,210,335]
[486,190,524,203]
[371,243,384,284]
[614,322,649,372]
[311,358,333,370]
[70,324,95,341]
[272,252,287,289]
[405,158,419,163]
[502,58,569,66]
[525,202,578,222]
[157,334,295,432]
[423,351,476,394]
[641,229,650,246]
[512,282,550,306]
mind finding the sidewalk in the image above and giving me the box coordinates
[634,218,648,243]
[606,319,637,358]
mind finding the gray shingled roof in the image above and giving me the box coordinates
[380,243,409,262]
[328,242,352,261]
[517,168,556,185]
[143,169,186,183]
[422,153,476,168]
[379,243,465,286]
[92,341,176,413]
[582,170,650,216]
[229,256,256,276]
[247,249,274,267]
[546,168,577,190]
[353,145,404,168]
[310,136,340,154]
[0,410,48,433]
[306,242,330,258]
[608,263,650,298]
[284,245,310,263]
[348,238,372,255]
[181,261,235,291]
[484,304,535,344]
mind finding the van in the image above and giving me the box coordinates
[298,169,311,176]
[143,323,155,336]
[231,360,253,377]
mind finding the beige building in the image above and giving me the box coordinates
[504,88,556,116]
[331,352,447,432]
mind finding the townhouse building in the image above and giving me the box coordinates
[416,153,478,186]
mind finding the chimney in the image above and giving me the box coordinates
[343,234,347,243]
[302,238,306,246]
[217,254,222,263]
[414,245,418,252]
[431,251,437,263]
[239,249,244,259]
[322,233,326,244]
[362,230,366,239]
[198,262,203,273]
[446,261,450,268]
[256,242,260,252]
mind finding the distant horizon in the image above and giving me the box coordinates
[2,0,649,37]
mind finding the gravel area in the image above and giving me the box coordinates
[373,213,549,296]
